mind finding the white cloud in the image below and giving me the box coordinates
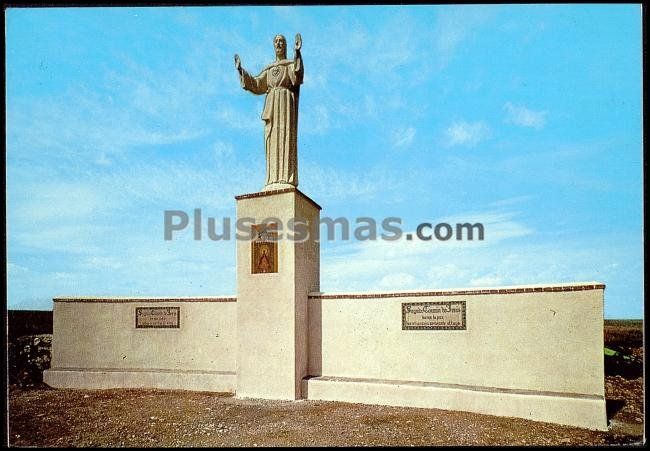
[427,263,466,286]
[95,153,112,166]
[320,226,634,312]
[379,272,418,289]
[8,88,207,166]
[437,211,533,242]
[364,18,416,74]
[391,127,416,148]
[300,162,382,205]
[11,224,110,255]
[504,102,547,129]
[82,256,125,271]
[9,182,103,222]
[303,72,328,91]
[320,207,534,293]
[363,95,377,117]
[435,6,496,68]
[7,263,29,274]
[215,106,259,131]
[469,275,504,287]
[445,121,491,147]
[487,195,533,208]
[213,140,234,159]
[301,105,331,135]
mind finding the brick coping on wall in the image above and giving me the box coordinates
[54,282,605,303]
[53,296,237,303]
[308,282,606,300]
[235,186,322,211]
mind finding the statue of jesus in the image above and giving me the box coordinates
[234,33,303,190]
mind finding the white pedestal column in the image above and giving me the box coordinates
[235,187,320,400]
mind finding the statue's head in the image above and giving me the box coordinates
[274,34,287,59]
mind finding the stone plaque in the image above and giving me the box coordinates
[136,307,180,329]
[251,224,278,274]
[402,301,466,330]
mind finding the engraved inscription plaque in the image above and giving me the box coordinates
[136,307,180,329]
[402,301,466,330]
[251,223,278,274]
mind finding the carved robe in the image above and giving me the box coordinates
[240,57,303,187]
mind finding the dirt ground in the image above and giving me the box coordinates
[7,320,645,447]
[7,374,643,447]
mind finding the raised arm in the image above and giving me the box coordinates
[292,33,304,85]
[234,53,267,95]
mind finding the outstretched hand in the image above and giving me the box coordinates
[295,33,302,51]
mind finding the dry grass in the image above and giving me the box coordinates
[604,320,643,348]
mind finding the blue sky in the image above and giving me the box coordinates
[6,5,643,318]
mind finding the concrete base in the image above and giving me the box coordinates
[302,376,608,432]
[43,368,236,393]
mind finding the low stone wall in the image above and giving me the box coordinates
[44,297,237,392]
[306,282,607,430]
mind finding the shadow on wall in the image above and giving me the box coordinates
[307,298,322,378]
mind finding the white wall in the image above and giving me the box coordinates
[308,283,605,397]
[50,298,237,373]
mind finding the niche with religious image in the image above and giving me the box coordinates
[251,224,278,274]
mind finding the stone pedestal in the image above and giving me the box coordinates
[235,187,320,400]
